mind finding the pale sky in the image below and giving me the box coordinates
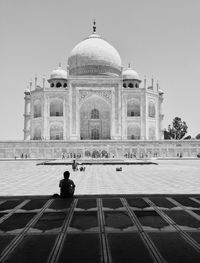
[0,0,200,140]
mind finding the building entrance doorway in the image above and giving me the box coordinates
[80,97,111,140]
[89,119,101,140]
[91,128,100,140]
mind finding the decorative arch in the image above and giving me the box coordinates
[33,126,41,140]
[128,82,133,88]
[127,125,140,140]
[149,126,156,140]
[92,150,101,158]
[56,82,62,88]
[148,101,156,118]
[80,96,111,140]
[85,150,91,157]
[33,99,41,118]
[50,99,63,116]
[127,99,140,117]
[50,123,63,140]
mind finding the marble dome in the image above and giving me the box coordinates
[122,68,140,80]
[50,66,67,80]
[68,33,122,76]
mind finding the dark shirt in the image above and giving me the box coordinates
[59,179,75,197]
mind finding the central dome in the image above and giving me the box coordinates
[68,33,122,76]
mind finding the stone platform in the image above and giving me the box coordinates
[0,195,200,262]
[39,158,158,165]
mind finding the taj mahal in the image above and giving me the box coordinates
[23,22,164,142]
[0,22,199,159]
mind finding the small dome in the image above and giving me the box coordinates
[122,68,140,80]
[50,66,67,80]
[68,33,122,76]
[159,88,164,95]
[24,88,30,94]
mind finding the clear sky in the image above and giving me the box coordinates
[0,0,200,140]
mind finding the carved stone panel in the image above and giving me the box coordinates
[79,90,112,104]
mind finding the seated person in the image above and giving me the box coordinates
[59,171,76,198]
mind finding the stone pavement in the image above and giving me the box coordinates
[0,160,200,196]
[0,160,200,262]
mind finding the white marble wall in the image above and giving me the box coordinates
[24,77,163,141]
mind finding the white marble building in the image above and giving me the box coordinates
[24,23,164,141]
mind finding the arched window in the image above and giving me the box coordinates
[135,83,139,88]
[127,125,140,140]
[56,82,62,88]
[33,126,41,140]
[85,150,91,157]
[128,83,133,88]
[123,83,127,88]
[51,83,54,88]
[148,101,156,118]
[92,150,100,157]
[50,100,63,116]
[63,83,67,88]
[149,126,156,140]
[91,109,99,119]
[50,124,63,140]
[127,99,140,117]
[33,100,41,118]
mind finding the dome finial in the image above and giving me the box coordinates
[93,19,96,33]
[128,63,131,68]
[59,62,61,68]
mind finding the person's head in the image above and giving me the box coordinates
[63,171,70,179]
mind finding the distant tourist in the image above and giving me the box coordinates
[59,171,75,198]
[72,159,78,171]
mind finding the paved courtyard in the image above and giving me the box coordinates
[0,160,200,196]
[1,160,200,262]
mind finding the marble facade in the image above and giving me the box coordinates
[24,25,164,142]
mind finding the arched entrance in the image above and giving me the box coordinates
[80,96,111,140]
[91,128,100,140]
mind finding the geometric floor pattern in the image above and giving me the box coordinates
[1,195,200,263]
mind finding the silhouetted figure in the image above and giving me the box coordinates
[59,171,75,198]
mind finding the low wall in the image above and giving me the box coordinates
[0,140,200,159]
